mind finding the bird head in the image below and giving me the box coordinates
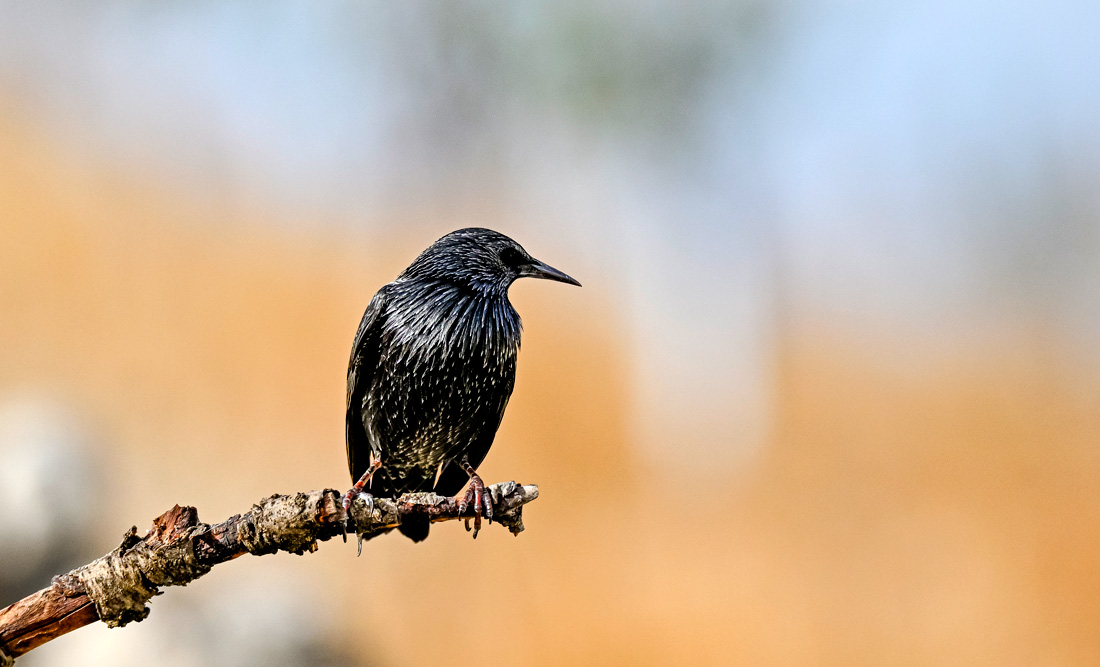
[400,228,581,294]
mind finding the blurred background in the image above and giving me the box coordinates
[2,1,1100,665]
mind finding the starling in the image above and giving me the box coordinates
[343,228,580,543]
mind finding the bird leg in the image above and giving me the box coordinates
[457,462,494,538]
[343,459,382,550]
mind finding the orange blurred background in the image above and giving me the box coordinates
[2,3,1100,666]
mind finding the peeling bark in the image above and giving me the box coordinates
[0,482,538,661]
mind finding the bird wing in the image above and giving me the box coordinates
[346,286,389,483]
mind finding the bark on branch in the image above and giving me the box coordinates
[0,481,539,663]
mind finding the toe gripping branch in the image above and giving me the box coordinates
[457,464,494,538]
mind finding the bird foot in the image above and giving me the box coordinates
[342,459,382,552]
[342,490,375,556]
[457,469,493,538]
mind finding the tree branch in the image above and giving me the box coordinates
[0,481,538,662]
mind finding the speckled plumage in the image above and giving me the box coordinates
[345,228,579,541]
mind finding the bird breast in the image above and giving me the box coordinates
[366,287,521,475]
[372,286,521,431]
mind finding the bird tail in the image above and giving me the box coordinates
[398,512,431,542]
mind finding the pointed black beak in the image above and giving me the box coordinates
[519,258,582,286]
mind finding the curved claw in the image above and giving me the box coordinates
[357,492,375,557]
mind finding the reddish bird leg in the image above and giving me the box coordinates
[457,463,494,538]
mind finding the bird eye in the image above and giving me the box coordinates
[500,247,526,267]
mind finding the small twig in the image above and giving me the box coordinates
[0,482,538,661]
